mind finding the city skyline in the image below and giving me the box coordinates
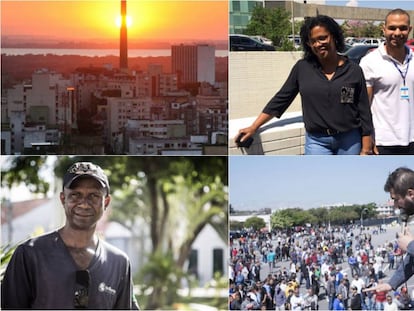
[1,0,228,45]
[230,156,414,211]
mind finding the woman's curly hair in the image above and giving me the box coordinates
[300,15,345,63]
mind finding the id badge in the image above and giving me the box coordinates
[401,86,409,100]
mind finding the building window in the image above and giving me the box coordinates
[188,249,198,278]
[232,0,240,11]
[212,248,224,275]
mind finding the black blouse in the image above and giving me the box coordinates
[262,57,373,136]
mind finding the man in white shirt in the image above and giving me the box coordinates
[350,274,366,294]
[290,287,305,311]
[360,8,414,154]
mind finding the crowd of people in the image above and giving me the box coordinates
[229,225,413,310]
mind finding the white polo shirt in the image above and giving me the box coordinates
[360,42,414,146]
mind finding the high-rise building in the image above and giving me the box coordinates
[229,0,264,34]
[171,44,215,86]
[120,0,128,72]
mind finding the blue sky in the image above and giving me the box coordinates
[230,156,413,210]
[325,0,414,10]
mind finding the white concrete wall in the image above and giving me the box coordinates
[229,51,306,155]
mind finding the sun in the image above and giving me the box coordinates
[116,15,132,28]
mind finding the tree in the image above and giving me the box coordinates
[341,20,383,38]
[230,221,244,231]
[1,156,49,196]
[271,209,295,229]
[244,216,266,231]
[244,5,292,49]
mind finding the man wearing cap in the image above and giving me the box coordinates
[1,162,139,310]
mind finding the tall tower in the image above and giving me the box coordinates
[120,0,128,72]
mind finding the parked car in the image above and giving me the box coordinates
[345,36,361,46]
[251,35,273,46]
[229,34,275,51]
[288,35,301,49]
[343,44,378,64]
[353,37,383,46]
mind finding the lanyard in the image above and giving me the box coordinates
[391,56,410,86]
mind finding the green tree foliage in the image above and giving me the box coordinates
[1,244,17,283]
[1,156,49,196]
[269,203,379,230]
[230,221,244,231]
[244,5,292,49]
[244,216,266,231]
[341,20,384,38]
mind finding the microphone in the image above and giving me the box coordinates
[400,209,411,234]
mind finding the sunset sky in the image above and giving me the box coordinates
[1,0,228,43]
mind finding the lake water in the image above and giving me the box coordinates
[1,48,228,57]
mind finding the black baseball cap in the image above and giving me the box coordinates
[63,162,109,195]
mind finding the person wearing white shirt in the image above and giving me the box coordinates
[384,294,399,311]
[360,8,414,154]
[290,287,305,311]
[350,274,366,294]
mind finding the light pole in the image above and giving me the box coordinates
[360,208,368,232]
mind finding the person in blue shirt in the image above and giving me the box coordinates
[333,293,345,311]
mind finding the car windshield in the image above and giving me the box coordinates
[345,46,370,57]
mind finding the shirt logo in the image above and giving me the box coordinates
[341,86,355,104]
[98,282,117,296]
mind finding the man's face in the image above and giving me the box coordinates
[383,13,412,49]
[390,188,414,218]
[60,177,110,230]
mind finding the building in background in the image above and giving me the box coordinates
[229,0,264,34]
[172,44,215,86]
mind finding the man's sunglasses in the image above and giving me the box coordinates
[74,270,90,309]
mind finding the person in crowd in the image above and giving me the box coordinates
[336,278,349,310]
[303,288,319,310]
[360,8,414,155]
[231,292,243,310]
[241,292,260,310]
[327,273,337,310]
[236,14,373,155]
[398,286,413,310]
[274,282,287,311]
[365,277,377,310]
[348,253,360,277]
[333,293,345,311]
[350,286,362,310]
[290,287,305,311]
[383,294,399,311]
[1,162,139,310]
[374,280,387,311]
[285,288,294,310]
